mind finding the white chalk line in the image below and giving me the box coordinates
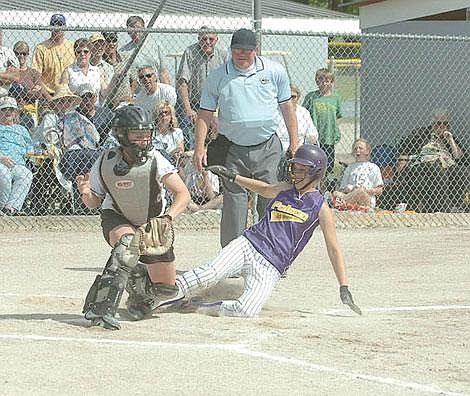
[0,333,466,396]
[321,305,470,316]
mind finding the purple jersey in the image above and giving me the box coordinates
[244,187,324,274]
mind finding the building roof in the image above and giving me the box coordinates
[0,0,355,19]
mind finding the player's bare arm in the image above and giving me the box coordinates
[319,201,362,315]
[161,172,191,219]
[206,165,290,199]
[319,201,347,286]
[76,173,101,209]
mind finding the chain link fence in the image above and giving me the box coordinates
[0,7,469,231]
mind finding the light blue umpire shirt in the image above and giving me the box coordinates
[200,56,291,146]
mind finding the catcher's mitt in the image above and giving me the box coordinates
[132,215,174,256]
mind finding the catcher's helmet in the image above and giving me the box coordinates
[112,105,154,165]
[289,144,327,181]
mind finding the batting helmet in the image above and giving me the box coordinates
[112,105,154,164]
[289,144,327,180]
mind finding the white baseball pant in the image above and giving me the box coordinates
[176,236,281,317]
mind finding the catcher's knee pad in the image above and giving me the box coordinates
[108,233,140,273]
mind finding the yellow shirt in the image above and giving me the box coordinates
[31,39,75,94]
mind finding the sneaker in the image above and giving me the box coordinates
[179,296,204,313]
[84,310,121,330]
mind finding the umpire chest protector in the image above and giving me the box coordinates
[100,148,163,226]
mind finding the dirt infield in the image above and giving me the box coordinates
[1,226,469,396]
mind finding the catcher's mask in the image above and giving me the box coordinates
[112,105,154,175]
[288,144,327,188]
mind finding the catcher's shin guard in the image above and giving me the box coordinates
[83,234,140,329]
[125,263,153,321]
[83,270,128,330]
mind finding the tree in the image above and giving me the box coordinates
[292,0,359,15]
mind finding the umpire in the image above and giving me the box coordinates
[193,28,299,247]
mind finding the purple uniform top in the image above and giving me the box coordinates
[244,187,324,274]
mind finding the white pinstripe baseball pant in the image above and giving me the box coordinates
[176,236,281,317]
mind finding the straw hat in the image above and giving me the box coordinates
[51,84,81,108]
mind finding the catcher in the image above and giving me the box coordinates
[76,105,190,330]
[173,144,362,317]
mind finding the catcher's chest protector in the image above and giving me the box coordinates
[100,149,162,226]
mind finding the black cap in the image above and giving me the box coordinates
[102,31,118,41]
[50,14,66,26]
[230,28,257,50]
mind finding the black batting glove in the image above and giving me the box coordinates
[340,286,362,315]
[205,165,237,182]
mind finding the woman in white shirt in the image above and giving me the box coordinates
[277,85,318,180]
[152,100,184,165]
[60,38,103,103]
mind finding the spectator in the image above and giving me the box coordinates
[0,96,33,215]
[181,152,223,213]
[397,110,468,212]
[152,100,184,164]
[60,38,102,102]
[120,15,170,87]
[303,68,342,178]
[76,83,114,144]
[333,138,384,210]
[89,32,114,99]
[193,28,299,247]
[135,65,176,118]
[37,84,100,184]
[277,84,318,181]
[0,41,51,103]
[176,26,227,149]
[0,30,20,96]
[101,31,133,109]
[8,83,35,131]
[31,14,75,96]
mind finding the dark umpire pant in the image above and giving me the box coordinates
[221,134,282,247]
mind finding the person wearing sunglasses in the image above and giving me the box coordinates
[0,30,20,96]
[397,109,468,212]
[0,41,52,104]
[119,15,171,88]
[134,65,176,118]
[101,31,134,110]
[60,38,103,104]
[31,14,75,96]
[176,26,227,150]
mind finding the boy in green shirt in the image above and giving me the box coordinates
[303,68,342,176]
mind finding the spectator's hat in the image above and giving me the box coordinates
[76,83,96,97]
[230,28,257,50]
[51,84,81,108]
[102,31,118,42]
[89,32,105,43]
[50,14,66,26]
[0,96,18,110]
[8,82,28,97]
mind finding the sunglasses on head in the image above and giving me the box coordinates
[138,73,154,80]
